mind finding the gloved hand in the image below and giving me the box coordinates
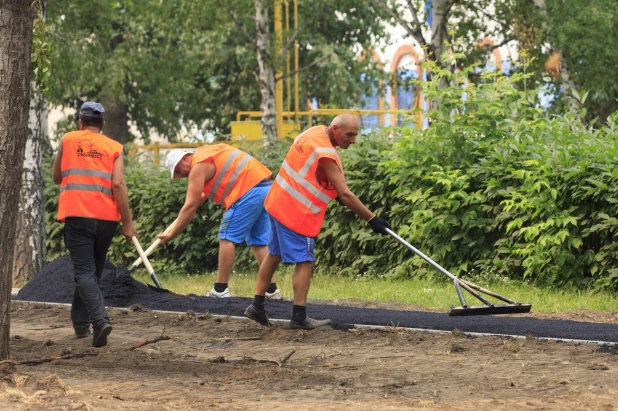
[368,215,391,235]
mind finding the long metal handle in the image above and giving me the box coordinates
[130,219,177,269]
[385,228,459,282]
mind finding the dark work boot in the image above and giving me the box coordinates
[92,323,112,347]
[75,327,92,339]
[244,304,271,327]
[290,317,332,330]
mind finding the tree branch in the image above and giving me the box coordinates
[0,335,172,366]
[275,54,329,82]
[219,1,258,49]
[490,37,514,50]
[371,0,426,47]
[406,0,428,48]
[470,4,514,33]
[277,4,327,59]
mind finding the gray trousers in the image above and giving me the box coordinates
[64,217,117,332]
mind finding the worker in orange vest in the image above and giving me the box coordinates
[157,144,281,299]
[244,114,390,330]
[53,101,137,347]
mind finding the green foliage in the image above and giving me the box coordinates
[46,0,390,140]
[545,0,618,122]
[47,0,208,141]
[30,0,51,93]
[44,60,618,290]
[317,62,618,291]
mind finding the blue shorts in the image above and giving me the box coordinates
[268,214,315,263]
[218,181,270,246]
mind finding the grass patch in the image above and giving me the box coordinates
[132,268,618,313]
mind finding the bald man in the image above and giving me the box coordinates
[244,114,391,330]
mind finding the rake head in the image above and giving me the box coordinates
[449,303,532,316]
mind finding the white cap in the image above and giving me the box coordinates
[164,149,193,180]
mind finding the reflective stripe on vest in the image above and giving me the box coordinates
[274,174,322,214]
[195,144,272,209]
[60,183,113,196]
[218,154,253,206]
[61,168,113,180]
[274,147,340,209]
[298,147,339,177]
[281,160,332,205]
[208,148,241,201]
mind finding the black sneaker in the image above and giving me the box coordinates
[92,324,112,347]
[290,317,332,330]
[244,305,271,327]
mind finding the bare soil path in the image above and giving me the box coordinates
[2,301,618,410]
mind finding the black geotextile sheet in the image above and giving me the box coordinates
[14,256,618,342]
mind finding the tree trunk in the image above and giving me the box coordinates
[557,51,580,112]
[255,0,277,147]
[0,0,35,360]
[12,0,48,287]
[101,92,130,144]
[12,91,48,286]
[428,0,451,110]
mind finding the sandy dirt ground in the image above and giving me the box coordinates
[2,301,618,410]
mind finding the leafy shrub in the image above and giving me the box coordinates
[319,62,618,290]
[45,63,618,290]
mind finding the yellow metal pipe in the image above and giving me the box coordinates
[153,142,160,165]
[379,86,385,126]
[285,1,291,113]
[274,0,284,139]
[237,109,416,124]
[294,0,299,130]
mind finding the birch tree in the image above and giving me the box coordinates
[0,0,35,360]
[254,0,277,145]
[370,0,456,91]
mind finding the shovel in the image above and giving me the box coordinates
[131,236,190,299]
[127,219,178,273]
[386,229,532,316]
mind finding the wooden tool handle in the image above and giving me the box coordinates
[132,219,177,268]
[132,236,155,275]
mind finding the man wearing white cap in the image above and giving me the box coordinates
[157,144,281,299]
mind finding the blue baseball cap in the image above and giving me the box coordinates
[79,101,105,118]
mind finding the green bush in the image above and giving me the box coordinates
[318,62,618,290]
[45,63,618,289]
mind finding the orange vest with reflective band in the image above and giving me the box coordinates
[57,130,123,222]
[191,144,272,209]
[265,126,343,237]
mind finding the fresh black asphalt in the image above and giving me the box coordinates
[15,256,618,343]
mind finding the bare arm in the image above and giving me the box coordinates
[111,154,137,240]
[321,159,374,221]
[157,162,215,244]
[53,138,64,184]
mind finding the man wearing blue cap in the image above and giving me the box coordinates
[53,101,137,347]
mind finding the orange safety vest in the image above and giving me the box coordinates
[191,144,272,209]
[57,130,123,222]
[265,126,343,237]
